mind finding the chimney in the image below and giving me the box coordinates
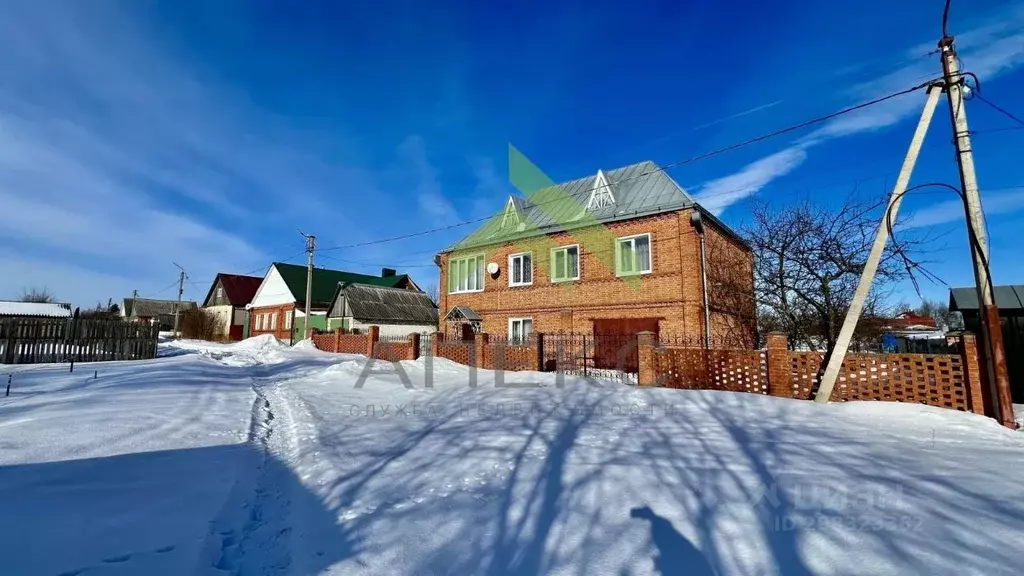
[381,268,396,278]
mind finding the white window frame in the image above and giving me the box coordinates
[550,244,580,283]
[508,252,533,287]
[216,286,224,301]
[270,313,278,330]
[285,312,292,330]
[615,233,653,277]
[508,317,533,343]
[448,253,485,294]
[255,313,263,331]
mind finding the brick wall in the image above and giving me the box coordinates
[437,209,754,344]
[249,304,295,341]
[311,326,420,361]
[638,331,986,415]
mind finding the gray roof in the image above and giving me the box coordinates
[445,306,481,322]
[449,161,698,251]
[949,285,1024,312]
[330,283,438,325]
[124,298,198,318]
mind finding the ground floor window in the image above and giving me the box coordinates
[509,317,533,343]
[284,312,292,330]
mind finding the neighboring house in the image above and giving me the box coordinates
[879,311,944,353]
[326,282,438,336]
[0,301,72,319]
[436,160,756,345]
[200,273,263,341]
[123,297,198,330]
[248,262,421,342]
[950,284,1024,402]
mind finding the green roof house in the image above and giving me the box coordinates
[247,262,420,341]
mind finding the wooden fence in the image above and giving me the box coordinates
[0,317,160,364]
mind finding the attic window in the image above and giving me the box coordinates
[501,196,521,228]
[585,169,616,211]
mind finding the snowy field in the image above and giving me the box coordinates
[1,336,1023,576]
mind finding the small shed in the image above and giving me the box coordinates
[949,285,1024,402]
[123,298,198,331]
[326,283,438,337]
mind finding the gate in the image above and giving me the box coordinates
[544,332,639,384]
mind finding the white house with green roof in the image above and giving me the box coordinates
[247,262,421,342]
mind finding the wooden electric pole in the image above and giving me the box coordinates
[173,263,187,338]
[938,33,1016,428]
[300,232,316,339]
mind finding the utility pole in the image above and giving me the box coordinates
[814,85,944,403]
[173,263,187,339]
[300,232,316,340]
[938,32,1016,428]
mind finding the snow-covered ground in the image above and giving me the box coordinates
[2,336,1023,575]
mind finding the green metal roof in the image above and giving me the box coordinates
[273,262,409,307]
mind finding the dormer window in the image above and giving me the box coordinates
[501,196,521,228]
[585,169,616,211]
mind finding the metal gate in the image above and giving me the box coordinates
[544,333,639,384]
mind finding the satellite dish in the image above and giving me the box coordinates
[486,262,499,275]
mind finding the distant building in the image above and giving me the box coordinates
[326,283,438,337]
[0,301,72,319]
[950,285,1024,402]
[200,273,263,341]
[247,262,422,342]
[122,297,197,331]
[879,310,946,354]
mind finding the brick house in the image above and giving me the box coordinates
[436,161,756,345]
[248,262,421,342]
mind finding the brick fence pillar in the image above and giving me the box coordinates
[408,333,420,361]
[334,327,342,353]
[766,332,791,398]
[432,331,442,358]
[958,332,987,415]
[366,325,379,357]
[475,332,489,369]
[637,331,657,387]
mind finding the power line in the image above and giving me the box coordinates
[973,93,1024,127]
[319,78,939,254]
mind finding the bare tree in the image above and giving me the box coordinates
[914,298,963,331]
[179,307,220,340]
[742,196,924,354]
[424,283,440,307]
[20,287,55,303]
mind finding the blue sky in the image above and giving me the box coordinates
[1,0,1023,309]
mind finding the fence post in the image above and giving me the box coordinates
[958,332,987,415]
[766,332,791,398]
[408,333,420,361]
[637,331,656,386]
[335,327,342,353]
[432,331,442,358]
[475,333,489,369]
[366,325,379,357]
[536,333,545,372]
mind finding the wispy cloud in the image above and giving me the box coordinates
[0,1,404,305]
[901,188,1024,230]
[694,4,1024,215]
[693,146,808,215]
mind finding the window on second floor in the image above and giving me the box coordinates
[216,286,224,301]
[448,254,485,294]
[551,245,580,282]
[508,252,532,287]
[616,233,652,276]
